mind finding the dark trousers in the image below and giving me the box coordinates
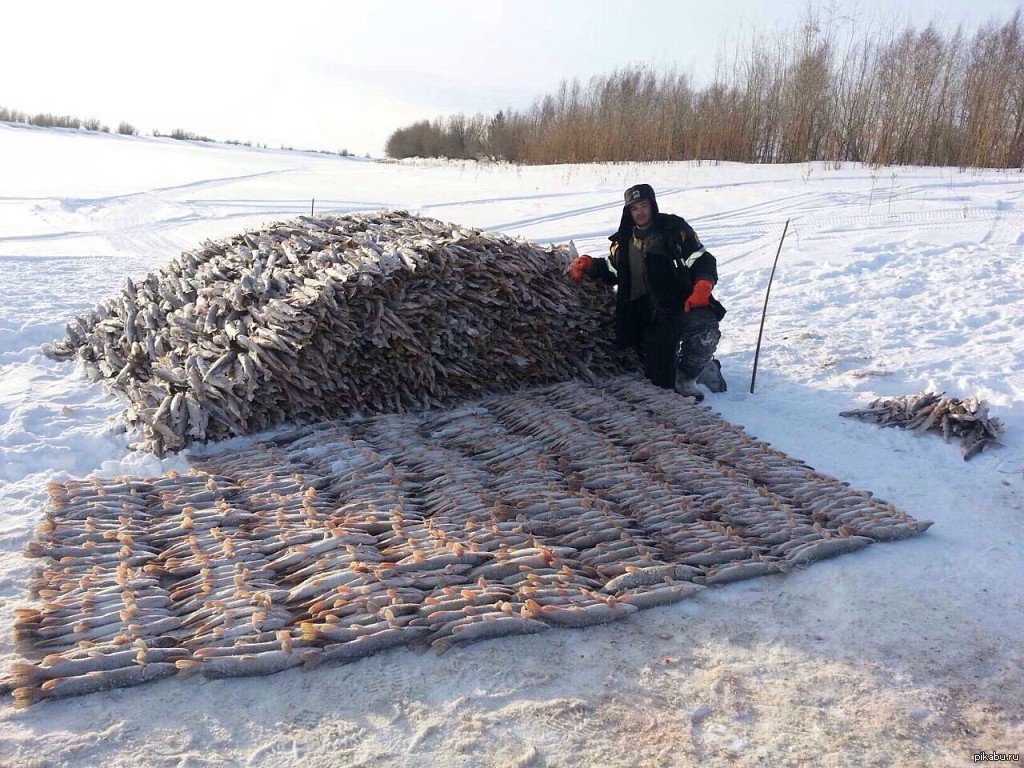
[632,300,720,389]
[676,306,722,380]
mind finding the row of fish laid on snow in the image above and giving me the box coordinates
[840,391,1003,460]
[43,211,628,455]
[8,376,933,707]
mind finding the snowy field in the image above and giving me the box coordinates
[0,122,1021,767]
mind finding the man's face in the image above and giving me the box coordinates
[629,199,652,228]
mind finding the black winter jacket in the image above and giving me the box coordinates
[586,212,726,349]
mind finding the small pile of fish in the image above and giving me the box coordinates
[43,211,626,455]
[840,391,1004,460]
[9,376,932,707]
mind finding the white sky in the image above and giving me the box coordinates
[3,0,1021,156]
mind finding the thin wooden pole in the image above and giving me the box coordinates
[750,219,790,394]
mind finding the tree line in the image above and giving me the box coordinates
[385,10,1024,169]
[0,107,138,135]
[0,109,356,155]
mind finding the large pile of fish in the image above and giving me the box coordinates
[9,376,932,707]
[43,211,627,455]
[840,392,1003,460]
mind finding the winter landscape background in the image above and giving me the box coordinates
[0,122,1021,766]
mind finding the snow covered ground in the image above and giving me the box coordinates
[0,122,1021,767]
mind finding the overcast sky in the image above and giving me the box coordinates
[3,0,1021,156]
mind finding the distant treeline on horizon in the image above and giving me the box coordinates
[0,109,140,136]
[385,9,1024,170]
[0,108,357,157]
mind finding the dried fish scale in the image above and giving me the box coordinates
[840,391,1003,460]
[12,214,937,700]
[44,211,628,455]
[13,379,934,704]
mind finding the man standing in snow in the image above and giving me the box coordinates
[568,183,726,400]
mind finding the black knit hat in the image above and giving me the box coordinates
[620,183,659,231]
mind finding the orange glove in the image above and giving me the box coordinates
[684,278,713,312]
[568,254,592,281]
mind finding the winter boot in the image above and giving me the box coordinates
[697,358,727,393]
[675,376,705,402]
